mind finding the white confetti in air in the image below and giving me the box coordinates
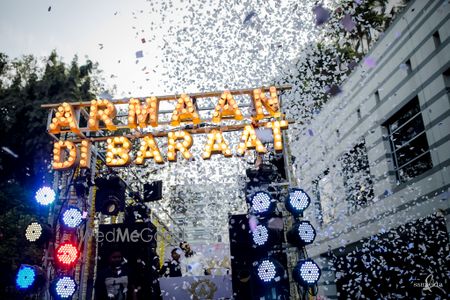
[249,216,257,232]
[1,146,18,158]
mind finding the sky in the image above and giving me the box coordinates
[0,0,172,97]
[0,0,330,239]
[0,0,322,98]
[0,0,331,234]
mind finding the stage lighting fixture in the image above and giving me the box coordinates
[16,265,36,289]
[61,206,83,229]
[252,224,269,246]
[25,221,52,246]
[53,276,77,299]
[103,195,121,215]
[55,242,79,267]
[255,258,286,285]
[287,221,316,247]
[293,259,321,287]
[15,264,45,291]
[285,188,310,216]
[35,186,56,205]
[25,222,42,242]
[249,191,276,216]
[257,259,277,283]
[95,176,126,215]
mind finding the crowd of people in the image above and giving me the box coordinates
[95,241,229,299]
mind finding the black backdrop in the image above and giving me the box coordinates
[229,214,289,300]
[96,222,160,299]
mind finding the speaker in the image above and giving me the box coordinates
[143,180,163,202]
[229,213,289,300]
[96,222,160,299]
[95,176,126,215]
[229,214,253,300]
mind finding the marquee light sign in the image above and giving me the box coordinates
[42,86,291,170]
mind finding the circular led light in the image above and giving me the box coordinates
[61,207,83,228]
[16,265,36,289]
[252,225,269,246]
[297,221,316,244]
[287,221,316,247]
[293,259,321,286]
[25,222,42,242]
[257,260,276,283]
[285,188,310,216]
[54,276,76,298]
[35,186,56,205]
[55,243,79,267]
[249,191,275,215]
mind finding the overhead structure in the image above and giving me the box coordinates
[12,85,294,298]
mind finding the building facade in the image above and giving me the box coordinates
[292,0,450,298]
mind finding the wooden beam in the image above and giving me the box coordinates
[48,112,284,134]
[40,85,292,108]
[61,119,295,143]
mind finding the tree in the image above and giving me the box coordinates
[328,0,389,55]
[277,0,404,118]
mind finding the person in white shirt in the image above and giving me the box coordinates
[179,241,208,277]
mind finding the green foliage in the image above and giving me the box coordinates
[279,0,397,117]
[0,51,96,185]
[330,0,389,53]
[0,182,46,298]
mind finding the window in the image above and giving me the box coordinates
[433,30,441,48]
[314,170,336,225]
[340,140,374,212]
[313,168,343,225]
[444,67,450,89]
[375,90,380,103]
[386,97,432,182]
[405,59,412,74]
